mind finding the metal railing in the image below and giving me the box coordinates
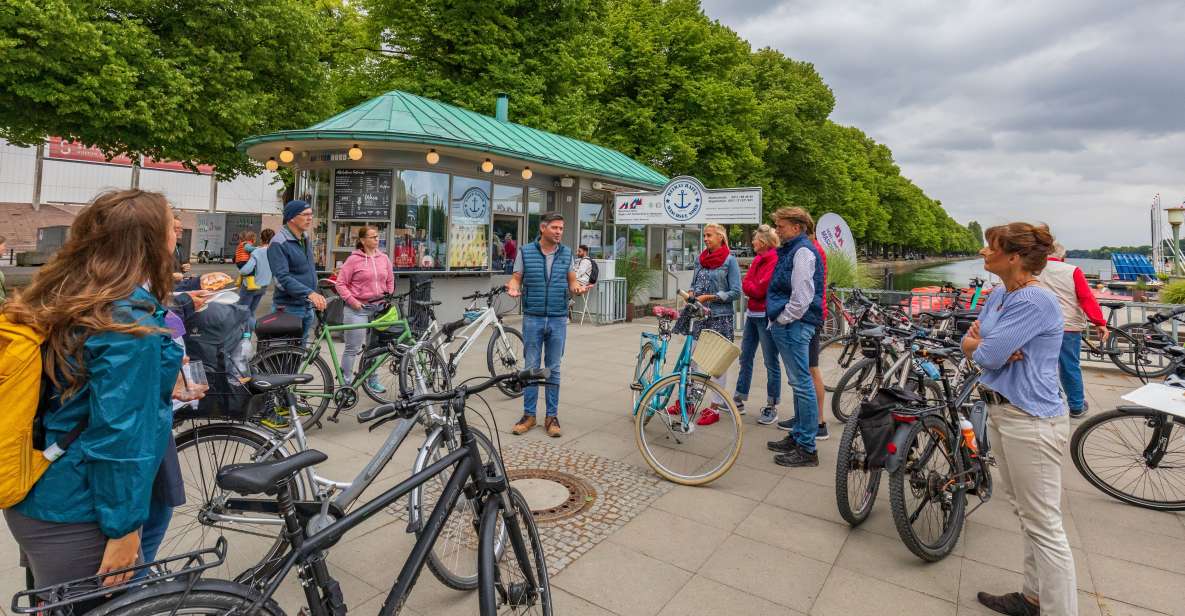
[577,277,627,324]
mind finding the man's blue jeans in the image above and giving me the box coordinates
[770,320,818,452]
[735,315,780,406]
[523,315,567,417]
[274,301,314,342]
[134,499,173,579]
[1059,331,1086,411]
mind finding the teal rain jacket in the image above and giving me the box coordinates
[13,287,183,538]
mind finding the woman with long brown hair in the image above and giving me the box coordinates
[3,190,186,592]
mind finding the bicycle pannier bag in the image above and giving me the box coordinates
[858,387,926,469]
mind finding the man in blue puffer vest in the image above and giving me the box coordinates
[507,212,590,437]
[764,206,825,467]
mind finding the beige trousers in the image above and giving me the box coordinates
[988,403,1077,616]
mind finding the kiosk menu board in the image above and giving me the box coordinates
[333,169,393,220]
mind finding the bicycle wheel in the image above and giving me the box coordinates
[361,347,407,405]
[818,334,854,393]
[89,581,285,616]
[1071,408,1185,511]
[412,427,507,590]
[821,299,847,341]
[835,417,882,526]
[161,424,301,585]
[634,373,743,485]
[1105,323,1178,378]
[487,326,526,398]
[479,487,552,616]
[632,342,658,410]
[831,357,880,423]
[889,414,966,562]
[398,343,454,397]
[251,345,334,428]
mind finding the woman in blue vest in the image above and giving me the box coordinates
[672,223,742,426]
[507,212,589,437]
[764,207,825,467]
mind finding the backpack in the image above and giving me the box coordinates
[0,316,87,508]
[586,258,599,286]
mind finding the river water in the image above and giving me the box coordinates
[890,258,1113,290]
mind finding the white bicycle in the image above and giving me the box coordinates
[403,285,527,398]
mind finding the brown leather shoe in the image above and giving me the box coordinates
[512,415,536,435]
[545,416,562,437]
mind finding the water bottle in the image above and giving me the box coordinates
[233,332,254,377]
[919,360,941,381]
[959,418,978,454]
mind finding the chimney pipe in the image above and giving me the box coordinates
[495,93,509,122]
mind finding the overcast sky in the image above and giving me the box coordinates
[701,0,1185,250]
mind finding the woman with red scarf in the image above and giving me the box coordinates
[672,223,742,425]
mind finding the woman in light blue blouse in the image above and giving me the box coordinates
[962,222,1074,616]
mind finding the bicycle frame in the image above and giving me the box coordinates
[433,304,512,371]
[632,311,704,429]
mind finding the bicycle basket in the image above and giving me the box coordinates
[691,330,741,377]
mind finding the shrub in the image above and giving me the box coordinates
[617,256,657,303]
[825,249,872,289]
[1160,280,1185,304]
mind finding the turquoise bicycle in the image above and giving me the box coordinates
[630,289,742,485]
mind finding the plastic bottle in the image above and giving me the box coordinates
[234,332,254,377]
[959,418,978,454]
[919,360,941,381]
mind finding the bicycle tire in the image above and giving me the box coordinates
[163,424,302,585]
[634,373,743,485]
[88,581,285,616]
[831,357,879,423]
[889,414,966,562]
[251,345,334,427]
[632,342,658,410]
[1105,322,1178,378]
[1070,408,1185,511]
[361,347,406,405]
[835,417,882,526]
[487,326,526,398]
[413,427,508,590]
[819,334,854,393]
[397,343,453,398]
[478,487,552,616]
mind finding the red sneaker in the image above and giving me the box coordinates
[696,408,720,426]
[666,404,699,417]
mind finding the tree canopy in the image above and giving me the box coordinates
[0,0,982,253]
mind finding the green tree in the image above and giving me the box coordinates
[0,0,337,179]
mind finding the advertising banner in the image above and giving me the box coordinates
[46,137,214,174]
[815,212,857,259]
[613,176,761,225]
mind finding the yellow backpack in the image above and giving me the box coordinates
[0,316,86,508]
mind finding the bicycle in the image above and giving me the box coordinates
[1080,300,1183,377]
[1070,311,1185,511]
[251,291,417,426]
[834,345,990,562]
[160,351,507,592]
[629,274,743,486]
[401,285,526,399]
[829,323,951,423]
[817,288,913,393]
[90,369,553,616]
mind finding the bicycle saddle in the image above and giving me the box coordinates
[217,449,328,496]
[858,326,886,339]
[414,300,442,307]
[1098,300,1125,310]
[921,310,953,320]
[244,374,314,394]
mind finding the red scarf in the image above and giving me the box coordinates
[699,243,731,269]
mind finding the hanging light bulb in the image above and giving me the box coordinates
[481,158,494,173]
[265,157,278,171]
[521,166,533,180]
[279,147,294,163]
[426,149,440,165]
[348,144,363,160]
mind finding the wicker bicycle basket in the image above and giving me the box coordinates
[691,329,742,377]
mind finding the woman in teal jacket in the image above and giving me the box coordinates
[3,189,184,593]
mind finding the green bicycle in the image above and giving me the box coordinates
[630,287,743,486]
[251,292,416,427]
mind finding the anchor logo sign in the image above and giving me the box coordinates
[662,179,703,222]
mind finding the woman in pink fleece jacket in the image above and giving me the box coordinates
[334,226,394,391]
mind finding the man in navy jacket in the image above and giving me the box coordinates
[267,200,327,339]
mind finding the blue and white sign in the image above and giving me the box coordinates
[615,176,761,225]
[456,186,490,222]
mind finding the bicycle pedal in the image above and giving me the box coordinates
[629,383,643,391]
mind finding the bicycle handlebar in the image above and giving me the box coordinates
[357,368,550,424]
[461,285,509,302]
[1148,305,1185,324]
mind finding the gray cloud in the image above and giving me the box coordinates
[704,0,1185,247]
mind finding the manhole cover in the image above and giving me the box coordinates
[507,468,596,523]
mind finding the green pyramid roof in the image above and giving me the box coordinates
[239,91,668,189]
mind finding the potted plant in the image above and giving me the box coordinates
[1133,276,1149,303]
[617,257,657,321]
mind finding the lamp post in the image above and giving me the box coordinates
[1166,204,1185,275]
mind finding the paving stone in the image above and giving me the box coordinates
[656,574,803,616]
[963,521,1095,592]
[812,566,956,616]
[735,502,849,564]
[606,508,729,571]
[652,484,760,532]
[1089,553,1185,616]
[835,529,963,601]
[1075,515,1185,575]
[553,541,692,616]
[699,534,830,613]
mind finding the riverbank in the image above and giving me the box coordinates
[863,255,976,275]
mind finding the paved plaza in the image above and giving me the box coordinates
[2,317,1183,615]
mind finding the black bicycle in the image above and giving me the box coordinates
[86,369,553,616]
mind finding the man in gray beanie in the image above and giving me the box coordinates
[267,199,326,340]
